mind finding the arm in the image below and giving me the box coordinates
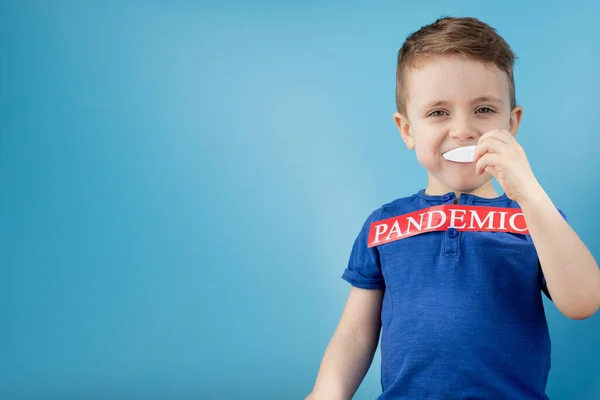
[306,286,384,400]
[520,184,600,320]
[474,129,600,320]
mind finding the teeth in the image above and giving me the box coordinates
[442,145,476,163]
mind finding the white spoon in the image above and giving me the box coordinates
[442,145,476,163]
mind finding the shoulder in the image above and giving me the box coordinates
[354,194,428,230]
[365,193,424,223]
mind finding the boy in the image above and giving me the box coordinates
[307,17,600,399]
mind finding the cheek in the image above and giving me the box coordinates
[413,135,443,167]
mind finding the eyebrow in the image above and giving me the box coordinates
[471,96,505,105]
[422,96,505,109]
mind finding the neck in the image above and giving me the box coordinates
[425,179,500,200]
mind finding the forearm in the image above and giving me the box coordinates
[307,326,380,400]
[520,184,600,319]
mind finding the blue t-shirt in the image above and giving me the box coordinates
[342,190,563,399]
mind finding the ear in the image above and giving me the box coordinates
[393,112,415,150]
[508,106,523,137]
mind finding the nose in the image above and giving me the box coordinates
[449,119,478,142]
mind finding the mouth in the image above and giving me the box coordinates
[442,145,476,163]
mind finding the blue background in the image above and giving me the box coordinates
[1,1,599,399]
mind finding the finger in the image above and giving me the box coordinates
[479,129,514,145]
[473,137,511,164]
[475,153,503,175]
[484,165,499,178]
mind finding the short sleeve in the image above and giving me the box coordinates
[557,208,568,222]
[341,209,386,290]
[539,208,568,300]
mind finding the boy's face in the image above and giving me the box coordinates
[394,55,523,196]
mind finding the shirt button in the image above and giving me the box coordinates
[448,228,458,238]
[442,194,451,201]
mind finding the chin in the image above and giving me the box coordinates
[440,174,491,194]
[423,161,492,194]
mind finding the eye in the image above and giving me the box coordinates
[475,107,495,114]
[428,110,448,117]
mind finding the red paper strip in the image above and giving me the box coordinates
[368,205,528,248]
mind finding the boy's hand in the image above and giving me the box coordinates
[473,129,542,204]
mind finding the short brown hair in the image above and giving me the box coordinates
[396,17,517,114]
